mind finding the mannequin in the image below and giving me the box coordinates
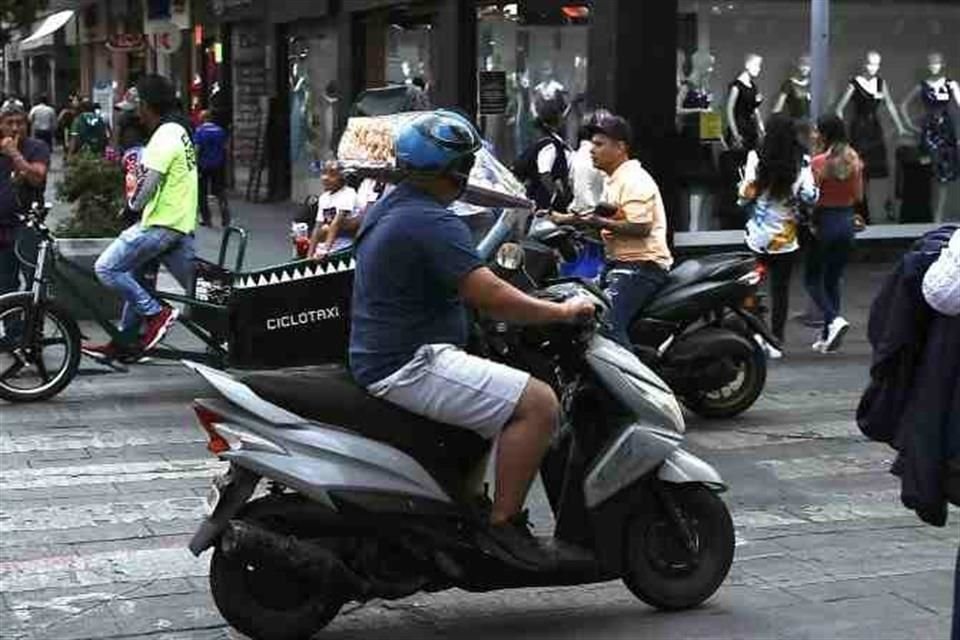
[681,49,716,112]
[836,51,907,222]
[836,51,907,179]
[678,49,719,231]
[773,54,812,120]
[899,52,960,222]
[289,57,311,165]
[725,53,765,151]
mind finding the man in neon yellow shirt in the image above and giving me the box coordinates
[85,75,198,360]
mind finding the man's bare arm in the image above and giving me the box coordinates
[460,266,591,324]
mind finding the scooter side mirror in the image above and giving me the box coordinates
[496,243,525,271]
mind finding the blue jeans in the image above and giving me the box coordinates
[804,207,855,339]
[603,261,668,347]
[95,224,194,324]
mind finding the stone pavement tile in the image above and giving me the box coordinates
[2,484,123,504]
[783,568,954,613]
[0,524,151,561]
[735,553,829,589]
[2,578,200,640]
[4,449,93,470]
[106,590,224,638]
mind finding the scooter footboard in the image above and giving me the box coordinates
[657,448,727,491]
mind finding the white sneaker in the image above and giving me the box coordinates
[811,339,827,353]
[763,342,783,360]
[824,317,850,352]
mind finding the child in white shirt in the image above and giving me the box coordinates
[308,160,359,258]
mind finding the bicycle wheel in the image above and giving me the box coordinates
[0,293,81,403]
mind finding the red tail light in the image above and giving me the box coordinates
[753,262,768,283]
[193,404,230,455]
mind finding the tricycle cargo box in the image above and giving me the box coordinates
[228,251,354,369]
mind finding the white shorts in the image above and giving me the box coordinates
[366,344,531,440]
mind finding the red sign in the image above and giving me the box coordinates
[105,33,146,52]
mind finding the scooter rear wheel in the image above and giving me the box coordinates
[681,336,766,419]
[209,495,343,640]
[622,484,734,610]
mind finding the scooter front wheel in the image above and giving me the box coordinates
[0,293,81,403]
[622,484,734,610]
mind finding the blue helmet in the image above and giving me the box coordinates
[395,110,482,177]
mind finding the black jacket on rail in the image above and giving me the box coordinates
[857,225,960,526]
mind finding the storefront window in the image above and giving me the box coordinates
[476,3,589,162]
[829,2,960,226]
[674,0,960,237]
[288,27,339,202]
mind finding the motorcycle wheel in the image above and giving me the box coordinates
[681,337,766,419]
[0,293,81,403]
[622,484,734,610]
[209,495,343,640]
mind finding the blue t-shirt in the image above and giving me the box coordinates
[349,183,483,386]
[193,122,228,170]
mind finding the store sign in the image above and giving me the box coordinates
[105,33,146,52]
[479,71,508,115]
[145,21,183,54]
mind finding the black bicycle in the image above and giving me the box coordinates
[0,202,247,403]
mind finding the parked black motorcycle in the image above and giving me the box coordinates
[496,223,777,419]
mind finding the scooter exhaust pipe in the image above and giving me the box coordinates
[221,520,370,598]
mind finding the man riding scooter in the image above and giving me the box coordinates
[349,110,595,570]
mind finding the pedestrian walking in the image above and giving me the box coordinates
[921,228,960,640]
[550,113,673,347]
[194,110,230,227]
[738,113,818,357]
[0,101,50,299]
[806,114,863,353]
[307,160,359,258]
[113,88,148,153]
[514,93,573,211]
[56,95,79,152]
[69,100,110,158]
[27,95,57,151]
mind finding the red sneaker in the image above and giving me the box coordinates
[140,307,179,352]
[81,342,122,362]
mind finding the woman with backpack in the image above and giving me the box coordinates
[738,113,818,358]
[805,115,864,354]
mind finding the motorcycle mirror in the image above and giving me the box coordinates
[496,243,525,271]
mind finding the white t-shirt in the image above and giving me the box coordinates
[28,104,57,132]
[315,186,359,252]
[569,140,605,213]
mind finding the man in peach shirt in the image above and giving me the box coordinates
[552,114,673,346]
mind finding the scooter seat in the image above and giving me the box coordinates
[658,252,756,296]
[237,364,490,497]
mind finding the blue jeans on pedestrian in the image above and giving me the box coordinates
[95,224,194,329]
[603,260,668,347]
[804,207,855,339]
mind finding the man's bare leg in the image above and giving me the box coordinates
[490,378,558,525]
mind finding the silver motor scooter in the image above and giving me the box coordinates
[184,260,734,639]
